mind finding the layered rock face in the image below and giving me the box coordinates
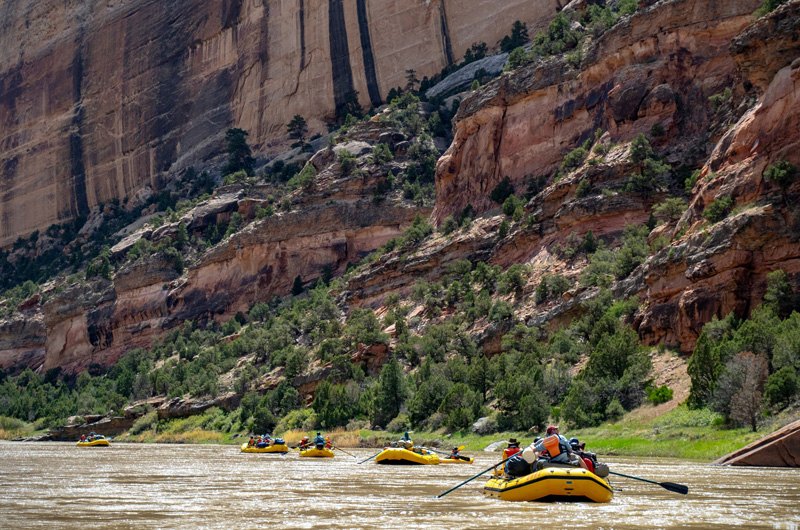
[635,1,800,351]
[0,0,560,247]
[35,197,421,374]
[430,0,800,353]
[434,0,762,224]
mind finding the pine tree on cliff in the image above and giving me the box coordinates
[291,275,304,296]
[224,128,255,176]
[287,115,308,146]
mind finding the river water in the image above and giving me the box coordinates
[1,441,799,529]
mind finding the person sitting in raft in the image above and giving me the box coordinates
[299,436,310,449]
[80,434,86,442]
[325,436,332,449]
[248,437,255,447]
[313,432,325,448]
[569,437,597,473]
[503,438,522,459]
[449,446,467,460]
[400,432,414,450]
[527,426,588,470]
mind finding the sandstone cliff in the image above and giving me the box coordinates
[0,0,561,247]
[433,0,763,224]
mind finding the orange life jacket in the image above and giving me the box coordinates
[542,435,562,457]
[503,446,521,459]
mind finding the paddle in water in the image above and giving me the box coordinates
[357,450,384,464]
[434,454,515,498]
[333,445,357,458]
[609,471,688,495]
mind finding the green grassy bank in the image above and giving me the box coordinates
[5,404,796,462]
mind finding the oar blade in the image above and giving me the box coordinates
[661,482,689,495]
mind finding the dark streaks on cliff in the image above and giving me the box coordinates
[69,33,90,218]
[438,1,454,66]
[222,0,243,30]
[328,0,355,117]
[151,1,195,187]
[299,0,307,70]
[356,0,381,107]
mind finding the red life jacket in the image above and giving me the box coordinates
[503,446,521,459]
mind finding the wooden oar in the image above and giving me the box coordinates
[333,445,357,458]
[357,449,384,464]
[609,471,688,495]
[434,454,515,498]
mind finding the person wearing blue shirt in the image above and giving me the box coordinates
[313,432,325,447]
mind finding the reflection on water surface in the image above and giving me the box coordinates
[1,442,799,529]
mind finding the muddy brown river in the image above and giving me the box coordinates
[1,441,799,529]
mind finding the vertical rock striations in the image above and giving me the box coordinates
[0,0,560,247]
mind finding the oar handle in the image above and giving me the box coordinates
[434,455,514,498]
[609,471,660,486]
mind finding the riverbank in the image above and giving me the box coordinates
[7,404,799,461]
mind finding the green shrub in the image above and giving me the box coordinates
[617,0,638,15]
[764,160,798,197]
[440,215,458,235]
[764,366,797,407]
[500,21,529,52]
[370,143,393,165]
[755,0,789,17]
[629,133,654,163]
[403,214,433,246]
[563,147,588,170]
[490,177,515,204]
[708,88,732,113]
[489,300,514,322]
[685,169,700,194]
[653,197,688,221]
[575,178,592,198]
[646,385,674,405]
[703,196,734,223]
[287,164,317,190]
[650,122,665,138]
[501,195,524,217]
[338,150,358,175]
[498,220,510,238]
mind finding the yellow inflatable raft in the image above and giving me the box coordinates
[240,443,289,454]
[375,447,440,465]
[440,456,474,464]
[483,467,613,503]
[299,447,335,458]
[76,438,110,447]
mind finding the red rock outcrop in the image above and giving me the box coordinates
[31,197,421,374]
[433,0,762,225]
[0,0,563,247]
[635,1,800,351]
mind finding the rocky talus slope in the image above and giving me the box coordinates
[0,0,560,247]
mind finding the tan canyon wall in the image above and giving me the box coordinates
[0,0,561,247]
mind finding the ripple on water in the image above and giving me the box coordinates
[1,442,799,529]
